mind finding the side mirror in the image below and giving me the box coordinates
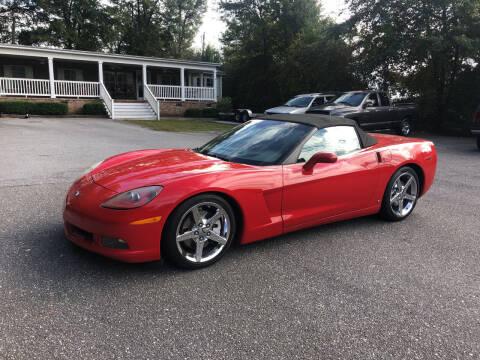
[303,152,338,172]
[363,99,375,108]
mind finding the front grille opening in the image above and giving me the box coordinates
[68,223,93,241]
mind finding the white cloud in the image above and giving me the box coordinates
[193,0,350,49]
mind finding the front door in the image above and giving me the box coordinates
[282,126,379,231]
[358,93,382,130]
[104,71,136,99]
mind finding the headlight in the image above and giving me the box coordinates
[79,161,103,178]
[101,186,163,210]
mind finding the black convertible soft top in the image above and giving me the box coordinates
[260,113,378,148]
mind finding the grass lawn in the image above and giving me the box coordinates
[124,118,235,132]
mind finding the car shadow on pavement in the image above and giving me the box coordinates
[15,214,386,290]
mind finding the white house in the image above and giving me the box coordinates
[0,44,223,119]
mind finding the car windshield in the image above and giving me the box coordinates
[196,120,314,166]
[284,96,314,108]
[332,93,367,107]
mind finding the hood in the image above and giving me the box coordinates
[90,149,249,193]
[265,106,306,114]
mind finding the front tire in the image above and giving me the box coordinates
[476,136,480,150]
[380,166,420,221]
[162,194,236,269]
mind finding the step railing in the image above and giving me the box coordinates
[0,77,50,96]
[143,84,160,120]
[54,80,99,98]
[99,82,114,119]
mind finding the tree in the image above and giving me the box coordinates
[108,0,168,56]
[345,0,480,132]
[187,44,222,63]
[162,0,207,58]
[220,0,361,111]
[0,0,39,43]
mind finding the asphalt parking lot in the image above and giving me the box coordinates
[0,118,479,359]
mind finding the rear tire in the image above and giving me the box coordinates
[476,136,480,150]
[397,118,411,136]
[241,112,249,123]
[162,194,236,269]
[379,166,420,221]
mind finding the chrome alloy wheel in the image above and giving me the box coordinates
[175,202,230,263]
[389,172,418,217]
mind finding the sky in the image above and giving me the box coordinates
[193,0,349,48]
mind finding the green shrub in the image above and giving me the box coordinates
[83,102,106,115]
[0,100,68,115]
[184,108,204,117]
[202,107,219,118]
[216,97,233,113]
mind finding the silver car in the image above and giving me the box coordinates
[265,93,336,115]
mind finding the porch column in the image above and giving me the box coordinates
[98,61,103,84]
[180,67,185,101]
[213,69,217,101]
[142,64,147,85]
[48,57,56,98]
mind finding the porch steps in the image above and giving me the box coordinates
[112,101,157,120]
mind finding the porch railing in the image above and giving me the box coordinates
[144,84,160,120]
[147,84,182,100]
[0,77,50,96]
[185,86,215,101]
[147,84,215,101]
[100,82,114,119]
[54,80,99,98]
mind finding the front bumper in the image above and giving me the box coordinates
[471,129,480,136]
[63,177,167,263]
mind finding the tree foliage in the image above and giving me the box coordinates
[0,0,39,43]
[220,0,362,111]
[345,0,480,132]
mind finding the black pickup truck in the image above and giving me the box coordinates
[307,90,418,136]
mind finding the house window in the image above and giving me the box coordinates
[11,65,26,78]
[206,77,213,87]
[64,69,77,81]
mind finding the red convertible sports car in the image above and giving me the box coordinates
[64,114,437,269]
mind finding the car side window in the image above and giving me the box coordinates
[379,92,390,106]
[311,97,325,107]
[367,93,380,107]
[297,126,362,162]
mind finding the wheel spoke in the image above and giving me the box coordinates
[397,198,403,209]
[207,232,227,245]
[404,194,416,201]
[404,176,413,190]
[206,209,225,226]
[195,240,204,262]
[391,192,401,204]
[191,206,202,225]
[176,230,196,243]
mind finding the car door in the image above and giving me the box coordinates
[358,92,382,130]
[378,92,397,127]
[282,126,379,231]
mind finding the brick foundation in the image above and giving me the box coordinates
[159,100,216,116]
[0,97,216,117]
[0,96,101,115]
